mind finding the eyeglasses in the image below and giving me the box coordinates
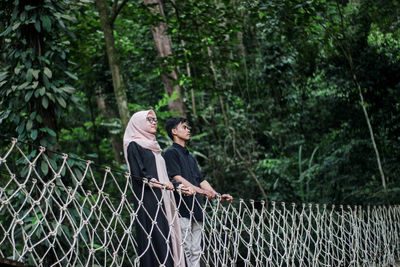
[146,117,158,124]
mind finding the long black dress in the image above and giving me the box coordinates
[127,141,174,267]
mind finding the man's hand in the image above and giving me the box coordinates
[179,185,195,196]
[201,189,217,199]
[221,193,233,202]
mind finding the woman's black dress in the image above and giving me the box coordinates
[127,141,174,267]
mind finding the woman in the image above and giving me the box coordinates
[123,110,185,267]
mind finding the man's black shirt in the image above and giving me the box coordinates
[164,143,204,221]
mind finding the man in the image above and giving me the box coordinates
[164,117,233,267]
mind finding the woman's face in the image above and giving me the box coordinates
[146,112,158,134]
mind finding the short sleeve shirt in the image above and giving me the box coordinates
[164,143,205,221]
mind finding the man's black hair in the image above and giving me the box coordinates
[165,117,187,140]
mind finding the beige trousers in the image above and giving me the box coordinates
[179,217,203,267]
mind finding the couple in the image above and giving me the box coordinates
[123,110,232,267]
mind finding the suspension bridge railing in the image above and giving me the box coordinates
[1,137,400,266]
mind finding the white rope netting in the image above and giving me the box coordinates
[0,138,399,266]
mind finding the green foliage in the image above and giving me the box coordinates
[1,1,400,264]
[0,0,77,149]
[1,0,400,205]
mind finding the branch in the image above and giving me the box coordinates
[110,0,129,25]
[304,1,388,198]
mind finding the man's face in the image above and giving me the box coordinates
[173,122,191,141]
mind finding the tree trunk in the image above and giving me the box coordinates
[180,39,196,118]
[95,0,130,128]
[96,87,124,164]
[144,0,185,117]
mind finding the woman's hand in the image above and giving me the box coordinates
[149,178,174,190]
[149,178,162,189]
[164,181,174,191]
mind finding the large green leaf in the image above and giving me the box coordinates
[42,96,49,109]
[41,15,52,32]
[41,160,49,176]
[56,96,67,108]
[43,67,52,78]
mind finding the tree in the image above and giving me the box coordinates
[95,0,130,127]
[144,0,185,116]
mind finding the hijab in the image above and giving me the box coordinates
[123,109,161,156]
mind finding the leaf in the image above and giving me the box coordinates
[42,96,49,109]
[12,22,21,31]
[48,158,57,170]
[36,114,42,123]
[41,160,49,176]
[64,71,78,80]
[56,96,66,108]
[61,14,76,22]
[20,11,26,21]
[32,69,40,79]
[46,128,57,137]
[39,138,47,147]
[25,5,36,11]
[14,66,22,75]
[30,129,38,140]
[44,67,52,78]
[18,81,30,90]
[155,91,179,110]
[26,68,33,81]
[34,20,41,32]
[43,75,51,88]
[38,56,50,65]
[16,123,25,134]
[41,16,51,32]
[273,178,279,190]
[26,120,33,131]
[25,90,33,102]
[0,80,7,88]
[74,168,83,179]
[39,87,46,96]
[0,26,12,37]
[46,92,55,102]
[32,81,39,89]
[30,112,37,120]
[60,86,75,94]
[0,71,8,81]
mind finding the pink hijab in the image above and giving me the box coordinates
[123,110,161,156]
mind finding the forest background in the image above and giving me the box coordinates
[1,0,399,205]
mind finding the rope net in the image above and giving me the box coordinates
[0,138,399,266]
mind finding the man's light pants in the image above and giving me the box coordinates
[179,217,203,267]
